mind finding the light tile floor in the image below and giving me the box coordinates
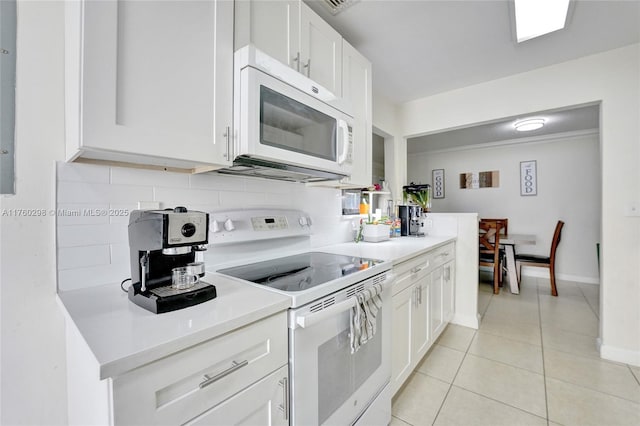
[391,275,640,426]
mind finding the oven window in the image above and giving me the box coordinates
[317,313,382,424]
[259,85,337,161]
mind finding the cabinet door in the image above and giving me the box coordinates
[77,0,233,166]
[430,267,445,339]
[411,275,431,362]
[340,40,372,188]
[240,0,300,70]
[391,285,414,396]
[443,260,455,323]
[112,313,287,425]
[186,366,289,426]
[299,2,342,96]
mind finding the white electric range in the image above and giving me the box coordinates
[207,209,393,426]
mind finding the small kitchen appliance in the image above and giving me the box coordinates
[398,205,426,236]
[127,207,217,314]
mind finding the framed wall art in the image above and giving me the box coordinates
[520,160,537,196]
[432,169,445,199]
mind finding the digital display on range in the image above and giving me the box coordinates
[265,218,275,224]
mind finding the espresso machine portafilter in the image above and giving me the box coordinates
[127,206,217,314]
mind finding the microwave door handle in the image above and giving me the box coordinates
[337,120,350,165]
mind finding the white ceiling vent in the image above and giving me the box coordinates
[320,0,360,15]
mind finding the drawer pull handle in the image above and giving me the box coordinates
[199,360,248,389]
[411,266,424,274]
[278,377,289,420]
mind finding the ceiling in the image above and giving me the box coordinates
[304,0,640,105]
[407,103,600,153]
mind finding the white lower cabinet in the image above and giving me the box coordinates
[68,312,289,425]
[186,365,289,426]
[391,242,456,396]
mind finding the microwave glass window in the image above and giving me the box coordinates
[260,86,337,161]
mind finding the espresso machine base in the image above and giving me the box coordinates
[128,282,217,314]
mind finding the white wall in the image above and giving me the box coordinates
[56,162,351,291]
[0,1,68,424]
[408,131,601,283]
[400,44,640,366]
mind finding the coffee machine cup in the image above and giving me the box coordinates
[172,266,200,290]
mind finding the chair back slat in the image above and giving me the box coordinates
[481,218,508,235]
[549,220,565,262]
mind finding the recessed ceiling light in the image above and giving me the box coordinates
[515,0,571,43]
[514,118,545,132]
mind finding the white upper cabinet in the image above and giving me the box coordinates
[65,0,234,170]
[299,3,342,96]
[340,40,372,188]
[236,0,342,97]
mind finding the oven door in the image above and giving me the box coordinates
[237,66,353,176]
[288,279,391,425]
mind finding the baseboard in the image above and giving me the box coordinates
[521,268,600,285]
[451,313,480,330]
[600,343,640,367]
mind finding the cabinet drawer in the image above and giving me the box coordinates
[431,242,455,268]
[112,312,288,425]
[393,253,430,295]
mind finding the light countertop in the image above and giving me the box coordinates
[57,235,455,380]
[57,275,291,379]
[319,235,456,265]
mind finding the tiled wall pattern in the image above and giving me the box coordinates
[56,162,352,291]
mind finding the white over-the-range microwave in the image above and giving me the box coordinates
[217,45,354,183]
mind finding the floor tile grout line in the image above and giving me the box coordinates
[544,375,640,406]
[536,278,551,426]
[576,282,600,319]
[448,383,550,422]
[429,327,478,426]
[628,365,640,387]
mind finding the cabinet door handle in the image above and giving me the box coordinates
[199,359,248,389]
[223,126,231,160]
[278,376,289,420]
[303,58,311,77]
[444,266,451,281]
[418,285,422,304]
[293,52,300,72]
[411,266,424,274]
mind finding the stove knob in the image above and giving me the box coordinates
[211,219,220,233]
[299,216,307,226]
[306,216,313,226]
[224,218,235,231]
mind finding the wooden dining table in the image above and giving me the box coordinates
[498,233,536,294]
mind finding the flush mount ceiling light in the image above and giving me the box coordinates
[514,0,571,42]
[514,118,545,132]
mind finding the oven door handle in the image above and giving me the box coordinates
[294,273,395,329]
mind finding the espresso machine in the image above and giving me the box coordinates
[398,205,425,236]
[128,207,217,314]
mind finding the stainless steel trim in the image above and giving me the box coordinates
[278,376,289,420]
[216,155,348,183]
[303,58,311,77]
[223,126,231,160]
[293,52,300,72]
[199,360,249,389]
[161,246,191,255]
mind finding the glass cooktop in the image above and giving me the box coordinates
[217,252,384,292]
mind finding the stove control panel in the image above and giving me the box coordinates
[208,209,312,245]
[251,216,288,231]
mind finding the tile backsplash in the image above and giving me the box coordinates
[56,162,352,291]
